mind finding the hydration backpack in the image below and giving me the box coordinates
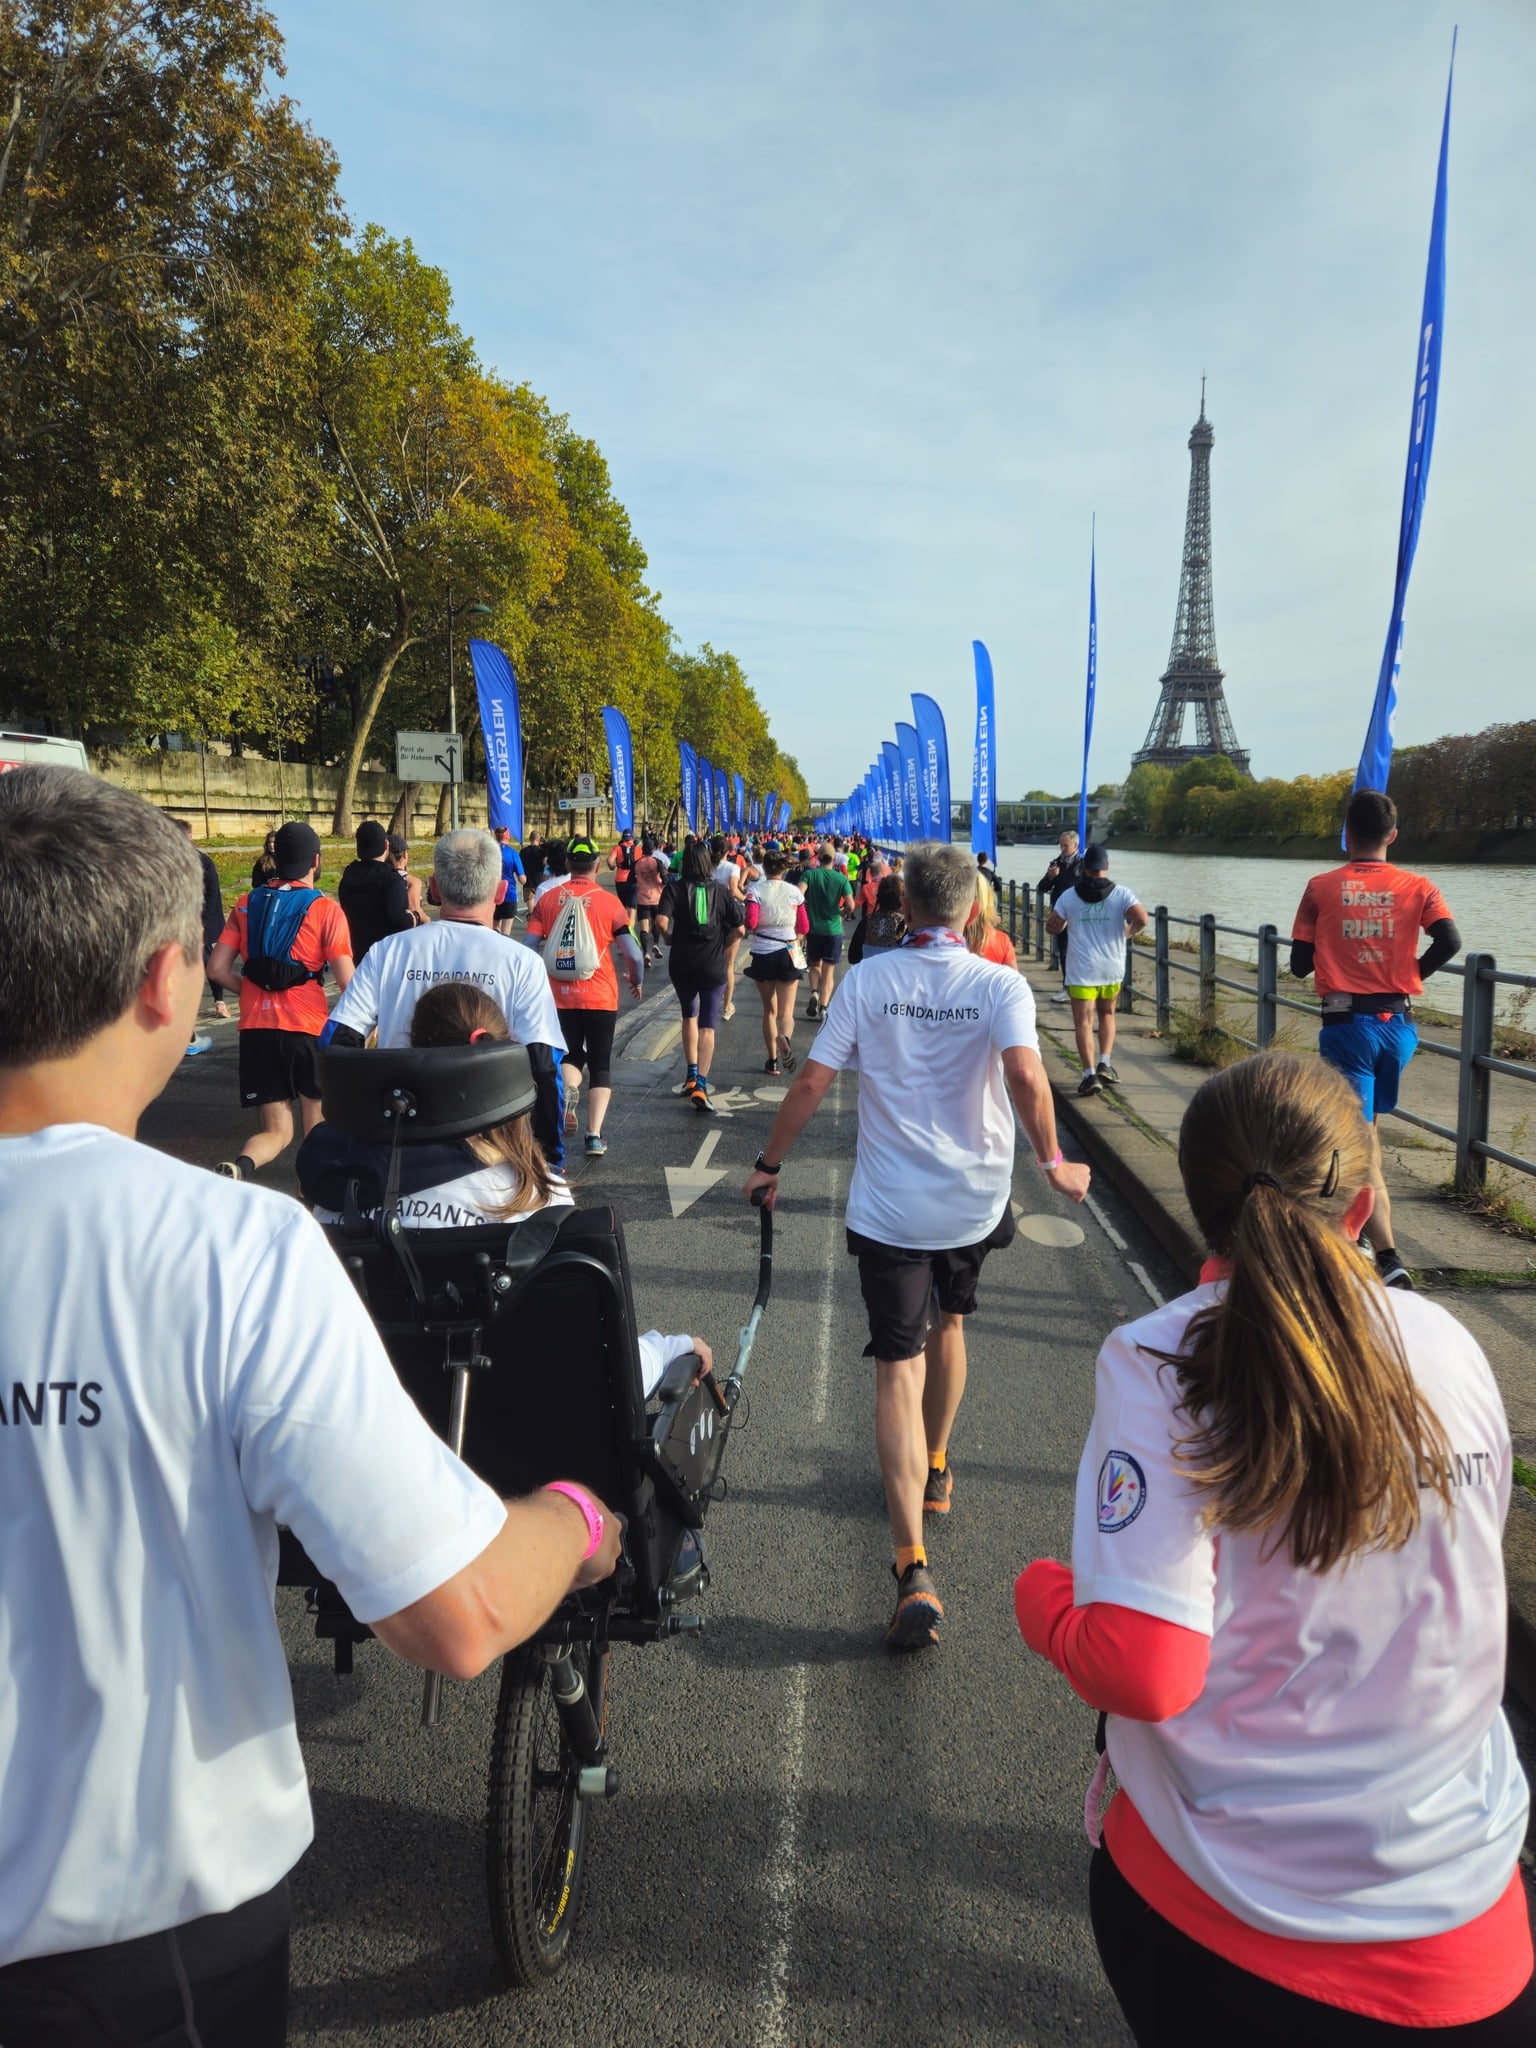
[242,887,324,991]
[541,888,602,983]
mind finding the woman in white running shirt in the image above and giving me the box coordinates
[1017,1052,1532,2044]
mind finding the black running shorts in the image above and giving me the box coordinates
[556,1007,617,1089]
[238,1027,320,1106]
[846,1207,1018,1360]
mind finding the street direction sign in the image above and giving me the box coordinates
[395,731,460,784]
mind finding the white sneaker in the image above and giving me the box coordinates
[1050,992,1070,1005]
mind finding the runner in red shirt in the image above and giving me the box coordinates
[206,822,354,1182]
[1290,788,1460,1290]
[523,837,644,1159]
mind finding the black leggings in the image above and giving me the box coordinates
[556,1006,617,1089]
[0,1878,289,2046]
[1090,1845,1535,2047]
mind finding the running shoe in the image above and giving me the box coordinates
[885,1563,942,1650]
[584,1134,607,1157]
[184,1034,213,1057]
[214,1158,253,1182]
[564,1086,581,1134]
[923,1465,953,1515]
[777,1036,797,1073]
[723,1004,735,1021]
[688,1080,715,1113]
[1378,1258,1415,1291]
[1096,1061,1120,1085]
[1077,1071,1103,1097]
[763,1058,781,1076]
[806,994,821,1020]
[1051,991,1070,1005]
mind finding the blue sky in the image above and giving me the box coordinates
[270,1,1535,802]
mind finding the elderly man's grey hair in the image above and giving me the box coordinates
[0,766,203,1065]
[901,841,980,930]
[433,828,503,909]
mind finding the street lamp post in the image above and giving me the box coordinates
[445,593,493,830]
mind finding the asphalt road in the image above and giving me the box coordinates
[145,978,1190,2046]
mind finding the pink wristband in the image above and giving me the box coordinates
[1036,1150,1064,1171]
[544,1482,604,1561]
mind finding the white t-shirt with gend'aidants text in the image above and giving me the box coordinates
[1073,1281,1528,1942]
[0,1126,507,1965]
[328,917,564,1053]
[810,937,1038,1249]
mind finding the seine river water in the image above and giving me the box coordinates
[991,845,1536,987]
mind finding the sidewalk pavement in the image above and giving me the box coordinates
[1019,952,1536,1722]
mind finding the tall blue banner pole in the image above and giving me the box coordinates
[601,707,633,834]
[1351,33,1454,826]
[971,640,996,866]
[1077,519,1097,850]
[469,638,524,839]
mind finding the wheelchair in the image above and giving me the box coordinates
[276,1040,772,1985]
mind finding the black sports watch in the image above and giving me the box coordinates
[753,1151,782,1175]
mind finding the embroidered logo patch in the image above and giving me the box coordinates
[1096,1450,1146,1533]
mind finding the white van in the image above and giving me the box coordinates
[0,730,89,773]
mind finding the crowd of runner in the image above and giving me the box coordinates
[0,765,1529,2045]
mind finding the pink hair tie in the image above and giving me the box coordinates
[468,1027,489,1044]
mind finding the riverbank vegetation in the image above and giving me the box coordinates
[0,1,808,829]
[1115,723,1536,846]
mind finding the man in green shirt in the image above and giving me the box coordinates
[801,844,855,1021]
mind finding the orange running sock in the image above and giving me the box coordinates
[896,1544,927,1575]
[929,1449,947,1473]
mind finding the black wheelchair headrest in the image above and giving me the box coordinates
[315,1043,536,1144]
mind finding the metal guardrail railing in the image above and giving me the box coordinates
[997,878,1536,1191]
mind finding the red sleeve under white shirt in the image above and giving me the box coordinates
[1016,1259,1531,2030]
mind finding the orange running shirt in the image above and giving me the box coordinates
[524,876,631,1011]
[220,888,353,1035]
[1291,861,1452,1001]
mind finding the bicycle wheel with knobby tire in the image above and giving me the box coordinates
[486,1642,604,1983]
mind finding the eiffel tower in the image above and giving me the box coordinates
[1132,384,1250,776]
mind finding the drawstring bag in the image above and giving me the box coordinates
[542,888,602,982]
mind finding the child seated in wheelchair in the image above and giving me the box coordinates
[296,981,709,1398]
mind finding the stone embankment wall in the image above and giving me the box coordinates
[96,748,618,843]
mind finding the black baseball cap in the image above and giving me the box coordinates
[273,821,321,879]
[1082,842,1110,871]
[355,820,388,859]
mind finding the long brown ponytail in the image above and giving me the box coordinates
[408,983,555,1219]
[1154,1051,1452,1572]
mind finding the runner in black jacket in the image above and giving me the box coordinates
[1037,829,1081,997]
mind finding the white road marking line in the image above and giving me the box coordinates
[1084,1192,1165,1307]
[692,1130,722,1171]
[1128,1261,1166,1308]
[811,1163,838,1427]
[1083,1192,1128,1252]
[756,1663,808,2048]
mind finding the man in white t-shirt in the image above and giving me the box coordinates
[0,769,620,2040]
[743,841,1089,1650]
[1046,843,1147,1097]
[327,827,567,1164]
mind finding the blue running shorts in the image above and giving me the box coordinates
[1318,1013,1416,1123]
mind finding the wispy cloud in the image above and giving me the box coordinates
[274,0,1536,797]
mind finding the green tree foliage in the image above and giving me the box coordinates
[0,2,815,828]
[0,0,338,727]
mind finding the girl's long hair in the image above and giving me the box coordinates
[965,873,1000,955]
[1155,1052,1452,1572]
[408,983,555,1219]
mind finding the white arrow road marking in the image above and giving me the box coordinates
[664,1128,728,1218]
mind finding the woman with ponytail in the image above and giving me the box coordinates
[1016,1051,1531,2043]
